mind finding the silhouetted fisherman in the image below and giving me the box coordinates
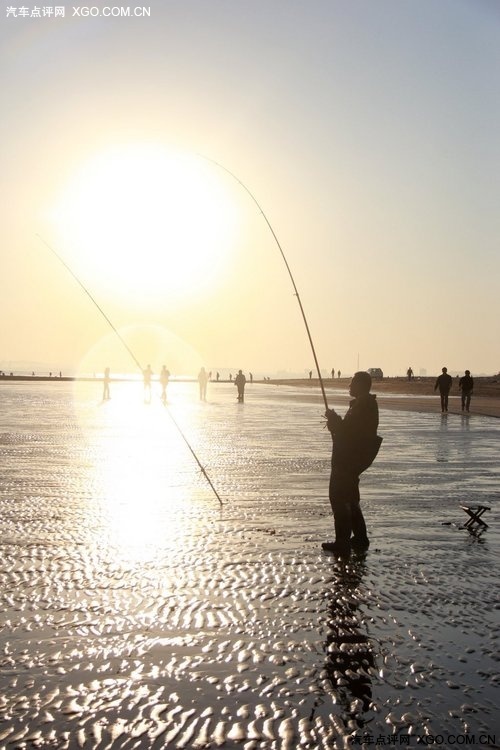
[459,369,474,412]
[322,371,382,557]
[434,366,453,412]
[160,365,170,402]
[103,367,111,400]
[234,369,246,402]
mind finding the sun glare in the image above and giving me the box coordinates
[72,323,205,382]
[50,145,240,307]
[75,380,200,564]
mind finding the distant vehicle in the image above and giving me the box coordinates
[367,368,383,379]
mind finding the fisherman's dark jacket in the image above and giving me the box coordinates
[327,394,380,475]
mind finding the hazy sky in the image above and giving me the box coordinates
[1,0,499,377]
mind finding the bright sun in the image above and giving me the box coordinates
[50,144,240,306]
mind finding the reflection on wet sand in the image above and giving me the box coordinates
[0,381,499,747]
[323,555,375,735]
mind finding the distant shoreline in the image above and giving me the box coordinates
[1,375,256,384]
[2,374,498,387]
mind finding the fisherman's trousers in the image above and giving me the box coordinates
[329,467,367,544]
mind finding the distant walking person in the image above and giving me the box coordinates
[331,368,335,379]
[459,370,474,412]
[434,367,453,412]
[322,371,382,556]
[309,370,313,379]
[337,370,341,379]
[103,367,111,400]
[143,364,153,402]
[160,365,170,402]
[407,366,413,381]
[234,370,246,402]
[198,367,209,401]
[249,372,253,384]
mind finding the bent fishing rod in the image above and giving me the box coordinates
[198,154,329,411]
[36,234,224,507]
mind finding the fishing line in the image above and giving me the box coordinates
[198,154,329,411]
[37,233,225,507]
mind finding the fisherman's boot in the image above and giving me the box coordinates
[351,502,369,550]
[322,502,351,556]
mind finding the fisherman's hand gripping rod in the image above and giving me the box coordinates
[37,234,224,507]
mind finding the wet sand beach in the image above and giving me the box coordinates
[267,377,500,419]
[0,381,499,748]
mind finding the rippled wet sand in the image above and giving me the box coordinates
[1,382,499,748]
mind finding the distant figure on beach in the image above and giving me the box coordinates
[160,365,170,402]
[407,366,413,381]
[322,371,382,557]
[434,367,453,413]
[216,372,220,381]
[250,372,253,384]
[459,370,474,412]
[103,367,111,400]
[309,370,312,379]
[143,364,153,402]
[234,369,246,402]
[229,373,232,381]
[198,367,209,401]
[331,368,335,379]
[337,370,341,379]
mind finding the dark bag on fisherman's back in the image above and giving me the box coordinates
[356,435,383,474]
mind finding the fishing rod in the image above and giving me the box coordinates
[198,155,329,411]
[37,233,224,507]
